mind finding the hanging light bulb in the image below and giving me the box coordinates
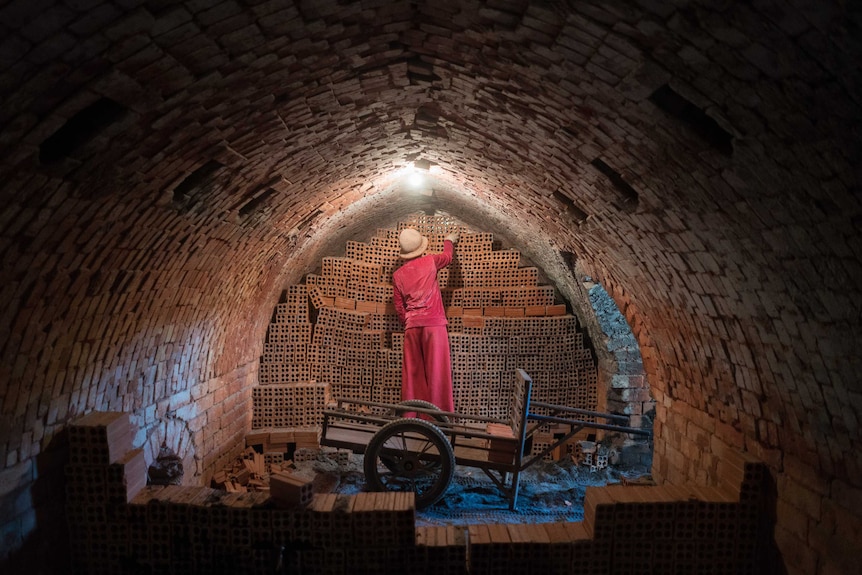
[408,171,424,188]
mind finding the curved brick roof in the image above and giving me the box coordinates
[0,1,859,572]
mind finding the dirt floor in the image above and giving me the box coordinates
[290,450,652,527]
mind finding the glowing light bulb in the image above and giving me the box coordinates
[408,172,424,188]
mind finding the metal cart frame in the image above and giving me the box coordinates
[320,369,651,510]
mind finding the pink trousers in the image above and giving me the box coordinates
[401,325,454,413]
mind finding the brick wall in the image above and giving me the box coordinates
[63,410,770,575]
[255,215,627,463]
[573,276,655,465]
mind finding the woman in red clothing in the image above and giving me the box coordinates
[392,228,459,413]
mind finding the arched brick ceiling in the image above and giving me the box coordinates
[1,1,860,571]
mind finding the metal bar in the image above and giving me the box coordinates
[328,398,509,425]
[528,413,651,436]
[529,401,631,423]
[478,467,508,493]
[477,467,520,510]
[321,411,394,427]
[324,410,503,441]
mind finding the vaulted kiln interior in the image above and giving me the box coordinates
[2,1,859,574]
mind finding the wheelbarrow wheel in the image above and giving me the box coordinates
[394,399,450,424]
[363,418,455,509]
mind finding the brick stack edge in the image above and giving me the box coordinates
[67,411,767,575]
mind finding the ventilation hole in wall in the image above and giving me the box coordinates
[407,57,441,84]
[415,103,441,128]
[86,269,103,297]
[172,160,224,209]
[412,103,448,139]
[649,84,733,155]
[39,98,128,164]
[553,189,589,223]
[590,158,639,211]
[298,209,323,231]
[237,187,278,219]
[414,158,433,171]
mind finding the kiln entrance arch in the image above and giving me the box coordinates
[228,213,653,504]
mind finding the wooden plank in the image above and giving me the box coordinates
[320,424,377,452]
[451,445,491,463]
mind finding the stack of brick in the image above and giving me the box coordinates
[65,412,146,575]
[308,306,401,406]
[251,382,330,428]
[298,491,418,574]
[447,315,597,422]
[255,215,601,461]
[465,454,768,574]
[416,525,468,575]
[65,410,767,574]
[256,284,333,432]
[261,286,313,385]
[65,411,420,575]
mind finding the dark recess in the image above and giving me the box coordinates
[649,84,733,155]
[238,187,278,218]
[553,189,589,222]
[39,98,127,164]
[590,158,639,211]
[172,161,225,209]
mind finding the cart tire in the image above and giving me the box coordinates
[363,418,455,509]
[395,400,450,424]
